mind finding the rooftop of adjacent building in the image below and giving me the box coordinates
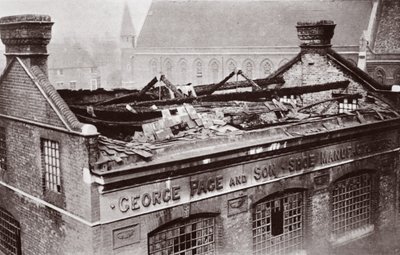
[137,0,373,48]
[373,0,400,54]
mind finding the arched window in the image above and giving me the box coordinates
[0,207,21,255]
[394,68,400,84]
[331,173,372,239]
[210,61,219,83]
[227,60,236,74]
[150,59,158,77]
[261,60,273,77]
[165,60,173,80]
[374,67,386,85]
[149,216,216,255]
[253,191,304,255]
[195,60,203,85]
[244,61,253,79]
[180,60,188,84]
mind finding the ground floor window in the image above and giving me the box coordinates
[252,191,304,255]
[0,207,21,255]
[332,173,371,238]
[149,217,216,255]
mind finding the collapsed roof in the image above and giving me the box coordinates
[59,34,398,174]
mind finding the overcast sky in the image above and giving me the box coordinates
[0,0,152,43]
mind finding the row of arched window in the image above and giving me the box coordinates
[374,67,400,85]
[148,171,374,255]
[149,58,290,85]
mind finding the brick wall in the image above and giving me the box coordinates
[0,58,100,253]
[95,138,400,255]
[0,60,65,129]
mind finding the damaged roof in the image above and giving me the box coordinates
[58,19,400,174]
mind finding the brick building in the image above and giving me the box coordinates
[48,42,101,91]
[122,0,373,88]
[1,14,400,255]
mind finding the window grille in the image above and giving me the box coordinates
[339,98,357,113]
[41,139,61,193]
[332,173,371,238]
[0,207,21,255]
[0,127,6,171]
[149,217,216,255]
[252,192,304,255]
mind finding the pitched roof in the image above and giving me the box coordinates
[48,43,96,69]
[373,0,400,53]
[2,58,84,132]
[121,2,136,37]
[137,0,373,48]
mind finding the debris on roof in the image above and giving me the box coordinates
[57,68,400,172]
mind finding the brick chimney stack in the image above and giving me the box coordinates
[296,20,336,51]
[0,14,53,75]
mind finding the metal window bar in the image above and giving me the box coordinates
[332,173,371,237]
[149,217,216,255]
[252,192,304,255]
[0,127,6,172]
[0,208,21,255]
[279,95,297,105]
[339,98,357,113]
[42,140,61,193]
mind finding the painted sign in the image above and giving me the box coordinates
[99,134,398,223]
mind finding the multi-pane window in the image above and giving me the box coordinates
[90,79,98,91]
[165,60,173,80]
[245,62,253,79]
[332,173,371,238]
[0,127,6,171]
[41,139,61,193]
[253,192,304,255]
[0,207,21,255]
[211,61,219,83]
[180,61,187,84]
[280,95,297,105]
[150,60,158,77]
[149,217,216,255]
[262,61,272,77]
[338,98,357,113]
[69,81,76,90]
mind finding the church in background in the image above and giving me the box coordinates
[121,0,399,90]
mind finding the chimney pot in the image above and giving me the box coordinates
[0,14,53,74]
[296,20,336,48]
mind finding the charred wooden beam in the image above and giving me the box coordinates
[206,71,235,95]
[94,77,159,106]
[237,70,262,91]
[160,75,185,98]
[130,80,351,107]
[194,76,285,95]
[138,76,159,98]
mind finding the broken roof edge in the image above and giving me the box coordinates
[264,53,302,81]
[92,113,400,180]
[326,48,390,91]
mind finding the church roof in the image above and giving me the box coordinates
[373,0,400,54]
[137,0,373,48]
[121,2,136,37]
